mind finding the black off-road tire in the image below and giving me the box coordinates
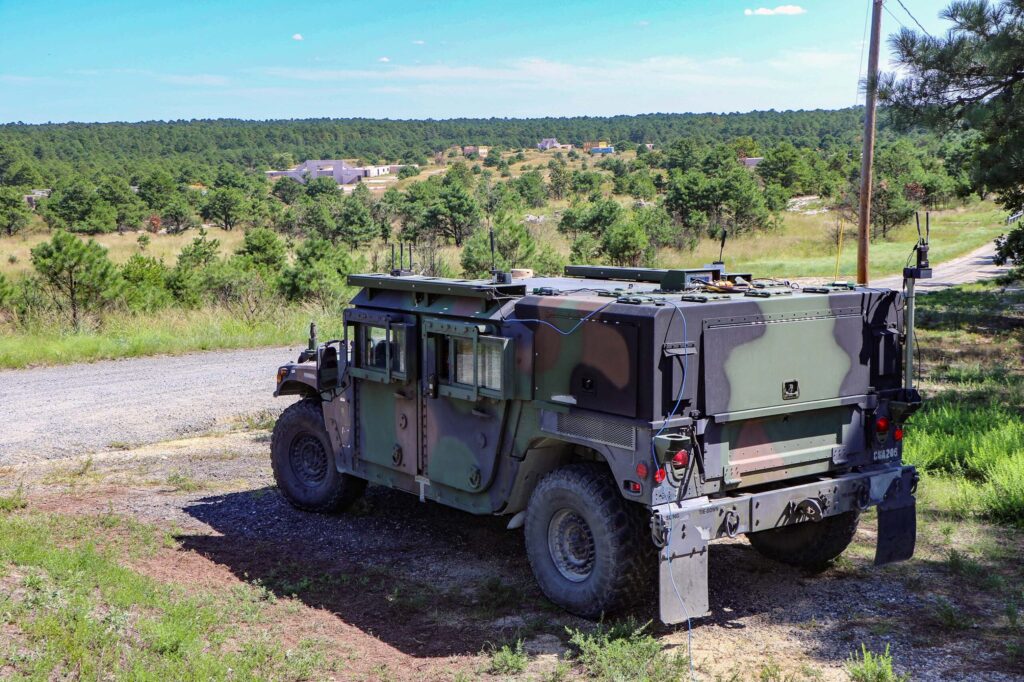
[746,510,860,569]
[524,463,654,619]
[271,399,366,513]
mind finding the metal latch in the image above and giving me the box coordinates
[663,342,696,357]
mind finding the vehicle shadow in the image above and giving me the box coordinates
[181,485,557,657]
[178,485,908,661]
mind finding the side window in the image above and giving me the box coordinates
[453,337,474,386]
[392,326,407,375]
[478,338,504,391]
[362,325,388,370]
[440,334,509,397]
[348,322,411,383]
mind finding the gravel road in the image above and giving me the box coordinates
[872,241,1008,291]
[0,345,301,464]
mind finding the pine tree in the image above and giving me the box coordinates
[30,231,122,330]
[882,0,1024,211]
[0,187,31,236]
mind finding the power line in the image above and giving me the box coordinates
[855,0,872,105]
[894,0,934,37]
[883,3,909,31]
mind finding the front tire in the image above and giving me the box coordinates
[524,463,652,619]
[746,510,860,568]
[271,399,366,513]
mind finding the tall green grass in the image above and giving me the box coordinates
[907,279,1024,527]
[0,305,345,369]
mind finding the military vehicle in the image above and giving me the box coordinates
[271,252,926,624]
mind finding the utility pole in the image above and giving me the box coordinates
[857,0,884,285]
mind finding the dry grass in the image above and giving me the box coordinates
[0,225,248,277]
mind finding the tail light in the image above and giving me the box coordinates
[875,416,891,435]
[671,450,689,468]
[635,462,649,479]
[894,427,904,442]
[654,468,666,484]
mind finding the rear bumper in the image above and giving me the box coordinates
[653,464,917,625]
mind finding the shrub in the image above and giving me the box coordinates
[979,453,1024,527]
[235,227,286,271]
[121,254,172,312]
[845,644,909,682]
[279,238,362,310]
[0,272,14,311]
[602,220,650,267]
[397,165,421,180]
[994,225,1024,266]
[567,620,687,682]
[460,213,536,278]
[487,640,527,675]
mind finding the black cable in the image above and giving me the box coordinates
[894,0,934,37]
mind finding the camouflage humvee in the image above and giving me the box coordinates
[272,262,921,623]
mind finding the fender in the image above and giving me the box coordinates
[274,363,319,398]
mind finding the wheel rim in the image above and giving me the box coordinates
[547,508,596,583]
[289,433,328,486]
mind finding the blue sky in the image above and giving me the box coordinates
[0,1,949,123]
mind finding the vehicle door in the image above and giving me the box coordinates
[344,308,419,478]
[420,318,514,494]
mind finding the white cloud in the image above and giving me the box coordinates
[292,33,303,41]
[744,5,807,16]
[378,56,391,63]
[412,39,426,45]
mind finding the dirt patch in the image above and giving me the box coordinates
[2,432,1022,680]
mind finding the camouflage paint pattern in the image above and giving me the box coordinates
[275,273,910,516]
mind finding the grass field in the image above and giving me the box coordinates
[0,220,249,278]
[0,306,343,369]
[0,512,333,680]
[906,278,1024,526]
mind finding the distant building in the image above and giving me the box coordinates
[643,143,655,151]
[462,145,490,158]
[265,159,398,186]
[583,140,611,152]
[22,188,50,208]
[741,157,764,169]
[537,138,563,150]
[589,146,615,155]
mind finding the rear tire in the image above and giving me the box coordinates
[524,463,653,619]
[746,511,860,568]
[271,399,366,513]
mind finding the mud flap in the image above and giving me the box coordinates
[655,502,712,625]
[874,468,918,565]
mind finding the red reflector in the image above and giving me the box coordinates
[894,427,904,442]
[636,462,648,479]
[626,481,642,493]
[654,468,666,484]
[672,451,689,468]
[876,416,891,433]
